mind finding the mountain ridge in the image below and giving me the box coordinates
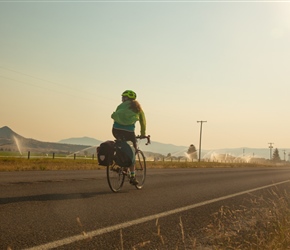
[0,126,188,156]
[1,126,288,160]
[59,136,287,159]
[58,137,103,146]
[0,126,89,154]
[58,136,188,156]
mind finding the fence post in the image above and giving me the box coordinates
[74,154,76,160]
[28,151,30,159]
[52,153,55,159]
[92,154,94,160]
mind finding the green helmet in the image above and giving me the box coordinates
[122,90,137,100]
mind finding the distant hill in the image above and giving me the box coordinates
[140,141,188,156]
[58,137,103,146]
[58,136,188,156]
[0,126,89,155]
[59,137,277,159]
[0,126,22,139]
[202,147,290,161]
[0,126,189,157]
[1,126,289,161]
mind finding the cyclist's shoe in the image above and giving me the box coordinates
[122,168,128,175]
[113,166,121,173]
[130,176,139,185]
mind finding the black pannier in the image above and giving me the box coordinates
[113,140,134,168]
[97,141,115,166]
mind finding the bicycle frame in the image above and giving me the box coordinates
[106,135,150,193]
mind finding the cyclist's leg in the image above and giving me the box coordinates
[112,128,136,147]
[127,134,138,185]
[112,128,138,184]
[112,127,125,141]
[128,147,138,185]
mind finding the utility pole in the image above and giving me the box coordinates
[197,121,207,162]
[268,142,274,160]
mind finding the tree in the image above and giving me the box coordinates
[187,144,197,161]
[187,144,197,154]
[272,148,281,161]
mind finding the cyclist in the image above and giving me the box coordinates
[111,90,146,185]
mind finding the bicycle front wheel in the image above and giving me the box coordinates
[107,163,125,193]
[134,150,146,190]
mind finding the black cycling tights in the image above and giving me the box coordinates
[112,128,137,149]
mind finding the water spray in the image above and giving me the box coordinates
[13,136,22,155]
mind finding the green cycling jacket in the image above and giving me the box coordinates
[111,100,146,136]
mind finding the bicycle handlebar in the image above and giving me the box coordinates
[136,135,151,145]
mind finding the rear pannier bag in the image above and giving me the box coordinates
[97,140,114,166]
[114,140,135,168]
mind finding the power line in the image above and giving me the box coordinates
[0,66,115,103]
[0,66,95,97]
[0,75,96,102]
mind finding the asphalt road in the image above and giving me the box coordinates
[1,167,290,249]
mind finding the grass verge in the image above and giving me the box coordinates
[113,187,290,249]
[0,157,103,171]
[1,157,287,171]
[0,156,290,171]
[203,187,290,249]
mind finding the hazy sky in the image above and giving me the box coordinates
[1,0,290,150]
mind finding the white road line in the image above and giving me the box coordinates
[25,180,290,250]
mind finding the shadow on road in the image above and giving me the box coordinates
[0,191,110,205]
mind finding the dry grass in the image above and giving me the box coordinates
[204,187,290,249]
[117,217,198,250]
[113,187,290,249]
[0,157,103,171]
[0,156,280,172]
[1,155,289,171]
[100,186,290,249]
[146,161,267,169]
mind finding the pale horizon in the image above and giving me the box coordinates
[1,1,290,150]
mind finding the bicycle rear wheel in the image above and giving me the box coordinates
[134,150,146,190]
[107,163,125,192]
